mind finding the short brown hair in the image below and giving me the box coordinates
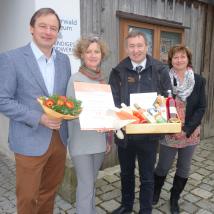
[30,8,61,31]
[168,45,192,68]
[73,36,109,60]
[125,30,148,46]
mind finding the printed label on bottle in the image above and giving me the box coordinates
[169,106,177,114]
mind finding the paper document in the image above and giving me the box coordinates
[74,82,134,130]
[130,92,157,109]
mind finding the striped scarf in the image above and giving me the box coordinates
[79,65,105,84]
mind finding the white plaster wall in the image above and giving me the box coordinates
[0,0,34,52]
[0,0,34,157]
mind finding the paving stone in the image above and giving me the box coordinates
[195,210,213,214]
[100,183,115,193]
[65,208,76,214]
[195,199,214,211]
[103,174,119,183]
[96,188,103,196]
[133,201,140,213]
[102,165,120,175]
[192,155,206,162]
[55,198,73,210]
[189,172,204,181]
[188,178,201,186]
[184,183,195,191]
[53,207,64,214]
[154,198,167,208]
[158,202,171,213]
[100,199,120,212]
[205,160,214,166]
[99,189,121,201]
[181,201,198,213]
[152,209,164,213]
[191,188,213,199]
[198,183,213,192]
[183,192,201,203]
[95,196,101,205]
[112,180,121,189]
[194,161,206,167]
[160,189,170,201]
[162,181,172,191]
[196,168,212,176]
[95,179,108,188]
[95,206,107,214]
[0,137,214,214]
[205,165,214,171]
[204,179,214,186]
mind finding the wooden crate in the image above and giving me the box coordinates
[125,123,181,134]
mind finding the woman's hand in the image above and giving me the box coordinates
[105,143,112,154]
[96,128,112,133]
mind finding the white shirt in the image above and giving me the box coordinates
[131,58,147,71]
[30,41,56,95]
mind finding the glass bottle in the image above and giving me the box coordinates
[166,90,178,121]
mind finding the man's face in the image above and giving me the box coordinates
[30,14,59,52]
[126,35,148,64]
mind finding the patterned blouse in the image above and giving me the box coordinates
[161,97,200,148]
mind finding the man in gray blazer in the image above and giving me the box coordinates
[0,8,71,214]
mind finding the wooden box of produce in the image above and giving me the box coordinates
[125,122,181,134]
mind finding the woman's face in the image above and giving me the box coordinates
[172,51,189,72]
[82,42,102,70]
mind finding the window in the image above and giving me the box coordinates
[119,19,184,63]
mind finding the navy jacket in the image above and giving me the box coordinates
[182,74,206,137]
[109,55,172,146]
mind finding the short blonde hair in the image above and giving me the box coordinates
[73,36,109,60]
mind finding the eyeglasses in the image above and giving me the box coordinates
[37,24,58,33]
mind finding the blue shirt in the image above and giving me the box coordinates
[30,41,56,95]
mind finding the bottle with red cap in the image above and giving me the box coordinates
[166,90,179,122]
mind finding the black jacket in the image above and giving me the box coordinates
[109,55,172,146]
[182,74,206,137]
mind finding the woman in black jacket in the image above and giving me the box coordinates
[153,45,206,214]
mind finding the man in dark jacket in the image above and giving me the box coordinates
[109,30,172,214]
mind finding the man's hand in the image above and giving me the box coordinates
[39,114,62,130]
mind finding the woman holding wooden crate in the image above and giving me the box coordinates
[153,45,206,214]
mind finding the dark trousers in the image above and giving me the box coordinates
[118,140,158,214]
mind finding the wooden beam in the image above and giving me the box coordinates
[116,10,190,29]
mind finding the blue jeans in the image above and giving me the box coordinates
[118,139,158,214]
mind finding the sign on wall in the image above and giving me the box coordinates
[35,0,80,73]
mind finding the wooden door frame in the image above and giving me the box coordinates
[119,18,184,61]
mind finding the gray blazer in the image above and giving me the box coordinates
[0,44,71,156]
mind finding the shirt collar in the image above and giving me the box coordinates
[30,41,56,61]
[131,58,147,71]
